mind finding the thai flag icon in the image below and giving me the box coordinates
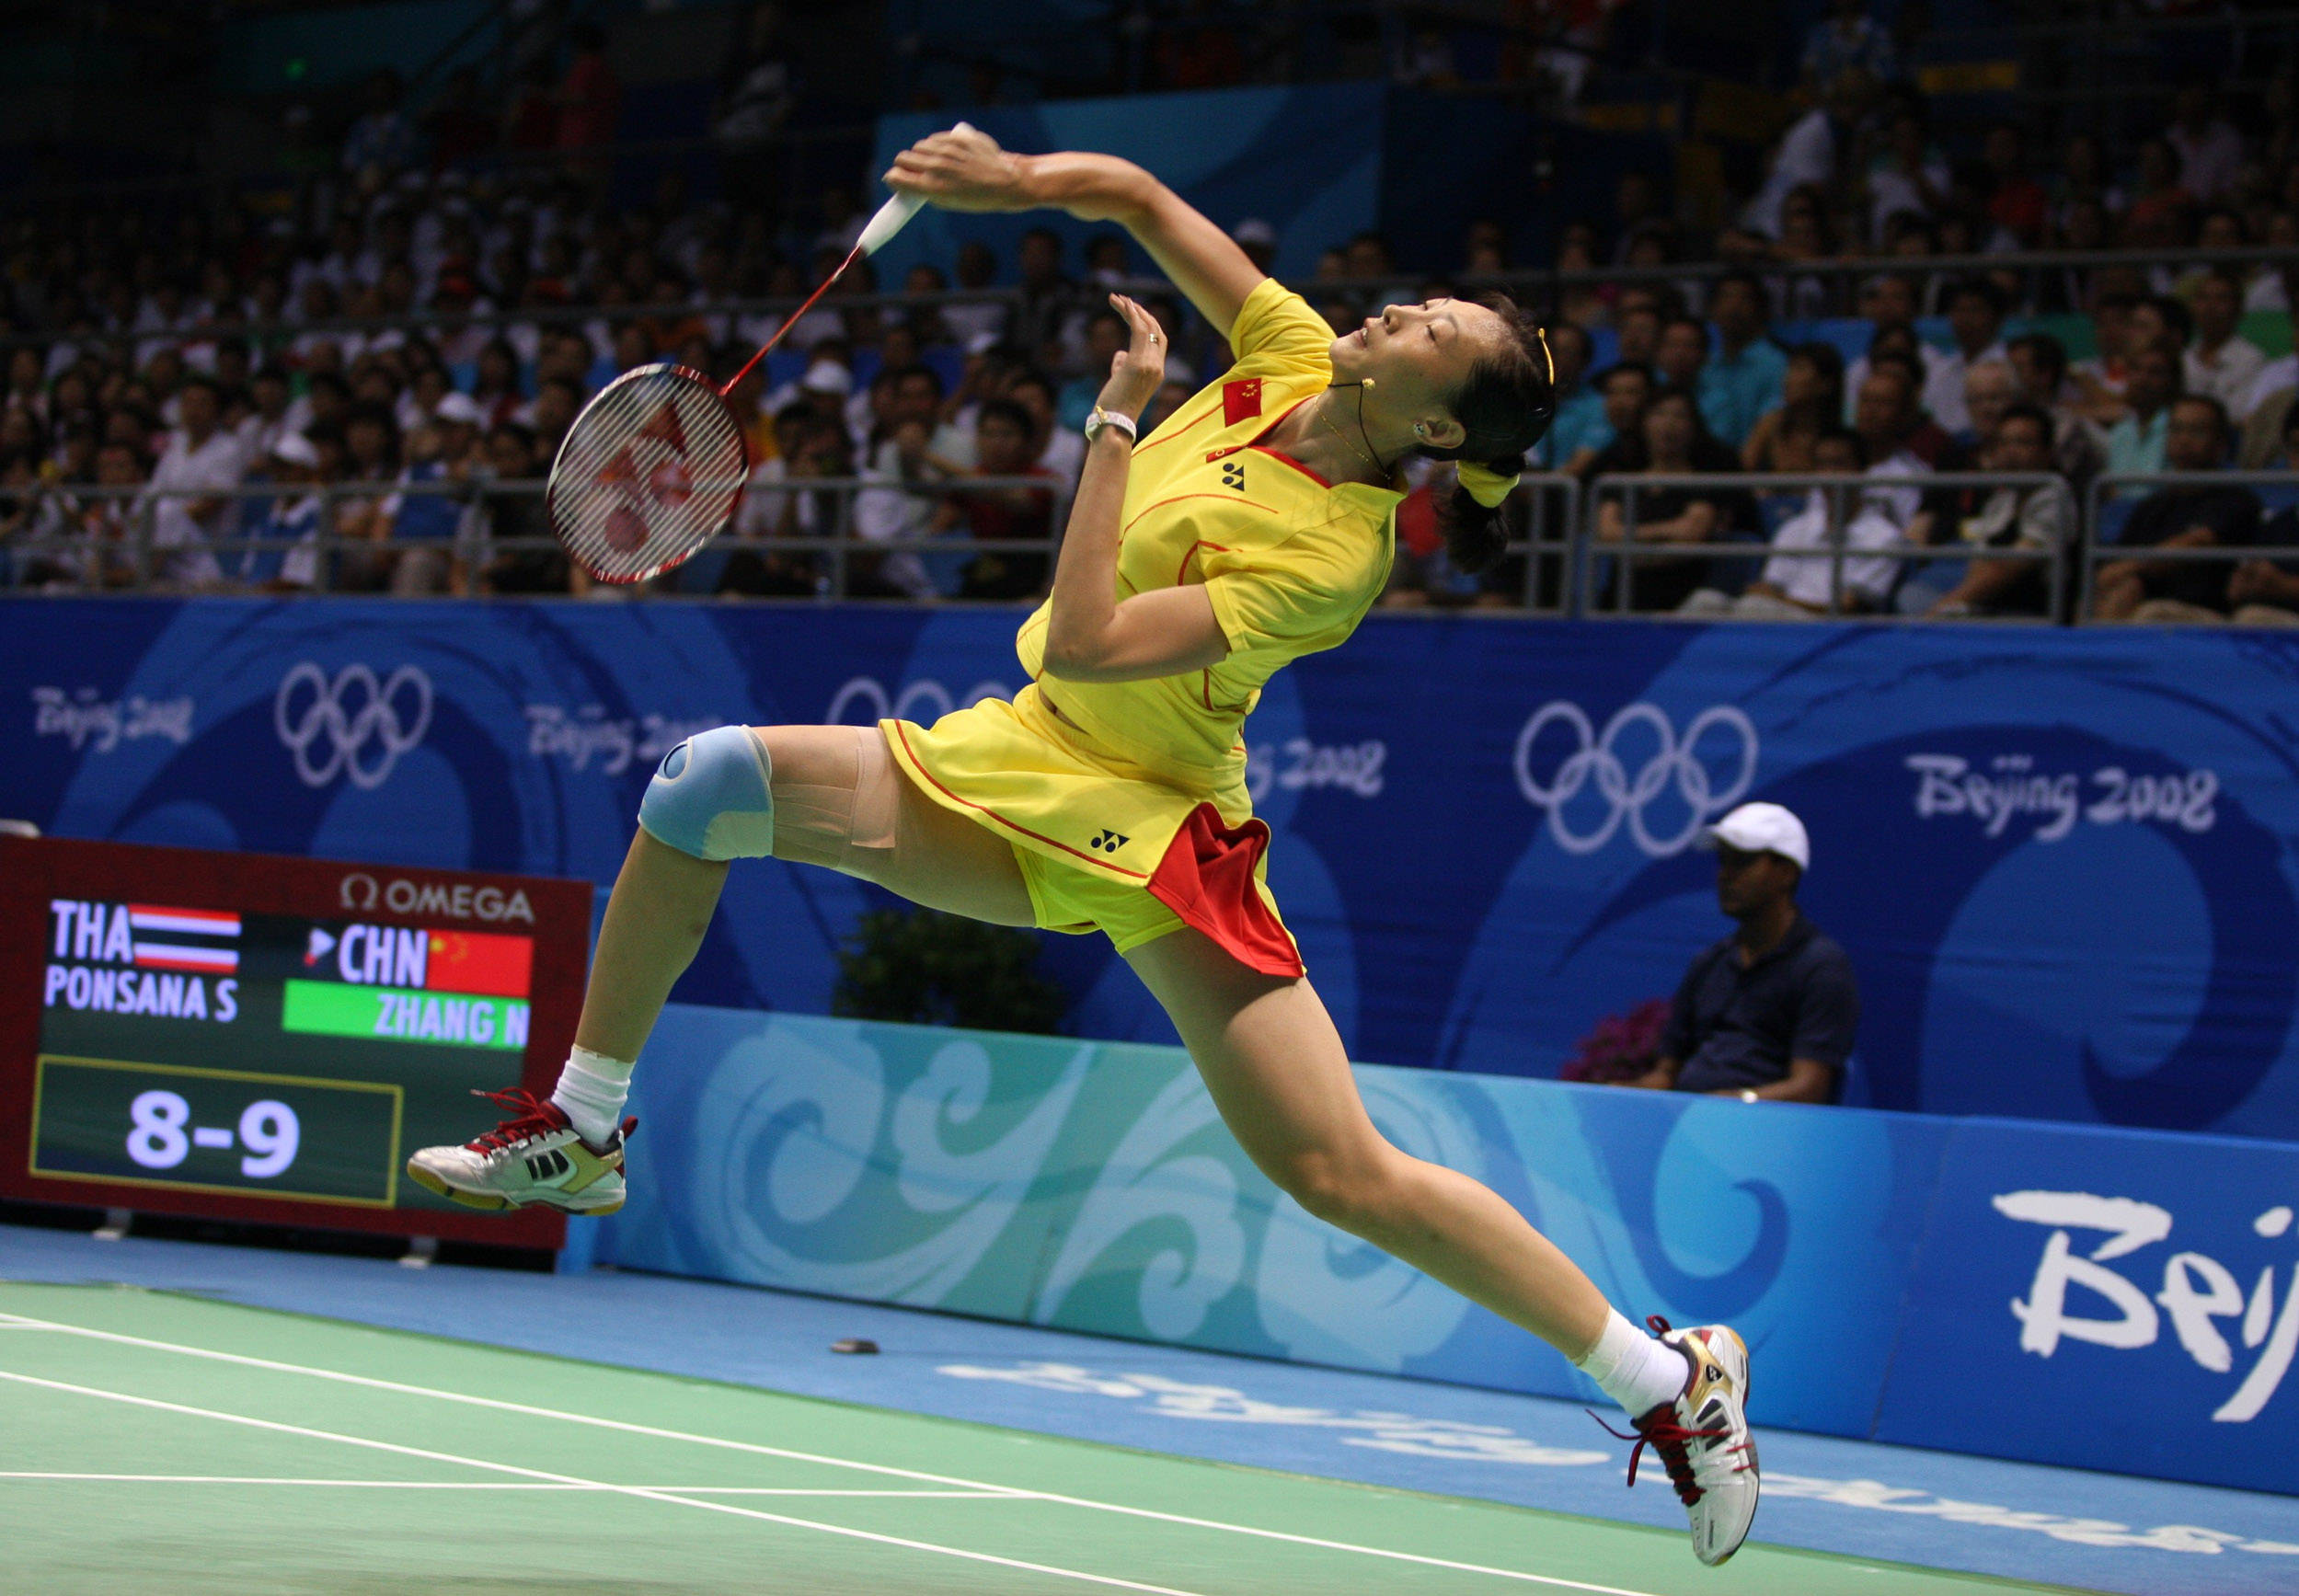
[128,904,241,974]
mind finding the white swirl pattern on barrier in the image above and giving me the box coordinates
[1513,700,1759,857]
[691,1021,1092,1303]
[1255,1074,1481,1370]
[273,661,435,790]
[1032,1064,1247,1340]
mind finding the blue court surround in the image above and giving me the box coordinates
[4,1222,2294,1596]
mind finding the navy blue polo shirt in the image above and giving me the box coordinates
[1662,913,1859,1094]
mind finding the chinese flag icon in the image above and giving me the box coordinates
[425,931,533,998]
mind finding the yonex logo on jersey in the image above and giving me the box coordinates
[1088,830,1130,854]
[1220,461,1246,491]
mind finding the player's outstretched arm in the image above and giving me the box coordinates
[883,126,1264,339]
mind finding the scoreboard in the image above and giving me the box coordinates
[0,837,591,1248]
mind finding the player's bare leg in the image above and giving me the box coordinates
[1124,926,1612,1350]
[409,724,1032,1214]
[1125,927,1760,1564]
[575,832,729,1063]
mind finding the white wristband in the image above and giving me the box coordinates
[1084,406,1137,445]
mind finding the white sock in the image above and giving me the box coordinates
[1574,1309,1693,1418]
[550,1046,635,1147]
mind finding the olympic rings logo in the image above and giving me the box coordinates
[273,661,435,790]
[1513,701,1759,857]
[825,675,1015,728]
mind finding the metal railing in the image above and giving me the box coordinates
[0,285,1035,359]
[9,468,2298,624]
[1430,244,2299,324]
[1508,473,1581,615]
[2080,471,2299,621]
[0,479,540,595]
[0,476,1085,600]
[1586,472,2076,621]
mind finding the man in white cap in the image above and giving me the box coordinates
[425,390,489,491]
[1626,801,1858,1104]
[764,355,856,443]
[231,431,328,591]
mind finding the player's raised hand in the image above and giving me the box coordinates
[883,125,1027,212]
[1096,293,1166,420]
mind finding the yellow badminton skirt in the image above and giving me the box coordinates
[882,686,1304,974]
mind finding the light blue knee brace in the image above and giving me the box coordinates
[638,725,775,861]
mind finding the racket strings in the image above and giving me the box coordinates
[547,366,747,583]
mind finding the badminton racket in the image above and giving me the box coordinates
[545,124,971,583]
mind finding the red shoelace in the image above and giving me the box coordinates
[1586,1315,1726,1507]
[463,1086,565,1153]
[1589,1409,1727,1506]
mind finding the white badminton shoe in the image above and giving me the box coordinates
[405,1088,631,1215]
[1596,1317,1760,1566]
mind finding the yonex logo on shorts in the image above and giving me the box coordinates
[1220,461,1246,491]
[1088,830,1130,854]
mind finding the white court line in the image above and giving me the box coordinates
[0,1308,1664,1596]
[0,1474,1015,1496]
[0,1371,1205,1596]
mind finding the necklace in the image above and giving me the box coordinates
[1315,388,1389,478]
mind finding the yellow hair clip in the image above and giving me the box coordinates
[1455,460,1521,509]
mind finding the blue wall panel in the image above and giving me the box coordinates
[8,595,2299,1140]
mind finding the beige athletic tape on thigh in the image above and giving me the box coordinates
[771,724,902,874]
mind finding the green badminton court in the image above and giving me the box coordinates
[0,1281,2097,1595]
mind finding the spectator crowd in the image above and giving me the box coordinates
[4,6,2299,624]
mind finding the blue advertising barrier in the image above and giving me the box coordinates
[6,596,2299,1141]
[588,1005,1945,1441]
[586,1004,2299,1494]
[1883,1119,2299,1494]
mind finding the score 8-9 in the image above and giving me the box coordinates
[128,1090,301,1178]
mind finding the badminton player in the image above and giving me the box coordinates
[408,127,1759,1563]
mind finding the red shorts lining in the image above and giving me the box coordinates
[1144,803,1305,978]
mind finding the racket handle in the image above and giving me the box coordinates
[858,191,924,257]
[860,121,977,256]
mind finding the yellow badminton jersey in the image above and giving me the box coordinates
[1011,277,1399,796]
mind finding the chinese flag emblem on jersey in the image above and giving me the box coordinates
[1223,377,1263,426]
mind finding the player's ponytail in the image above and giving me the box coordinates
[1418,296,1556,574]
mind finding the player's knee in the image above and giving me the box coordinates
[638,725,775,861]
[1272,1145,1394,1233]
